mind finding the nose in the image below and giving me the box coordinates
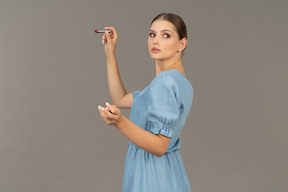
[153,36,159,45]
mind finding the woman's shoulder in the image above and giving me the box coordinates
[152,69,193,90]
[150,71,177,89]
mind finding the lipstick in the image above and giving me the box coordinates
[94,29,112,33]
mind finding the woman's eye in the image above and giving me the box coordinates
[149,33,155,37]
[163,33,170,38]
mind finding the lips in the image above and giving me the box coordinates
[151,47,161,52]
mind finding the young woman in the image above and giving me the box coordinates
[98,13,193,192]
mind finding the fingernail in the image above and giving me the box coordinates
[106,102,110,106]
[101,107,105,111]
[98,105,101,109]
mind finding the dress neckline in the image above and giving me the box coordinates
[158,69,187,80]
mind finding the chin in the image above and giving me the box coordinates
[149,53,164,60]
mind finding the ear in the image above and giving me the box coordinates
[179,37,187,52]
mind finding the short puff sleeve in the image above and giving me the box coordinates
[147,75,180,138]
[133,90,141,100]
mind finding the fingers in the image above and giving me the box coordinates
[104,27,118,38]
[102,34,106,44]
[98,103,116,118]
[98,105,111,117]
[98,106,113,126]
[102,31,112,45]
[98,102,123,127]
[105,102,117,114]
[98,105,107,118]
[103,27,118,43]
[104,30,111,44]
[104,107,114,118]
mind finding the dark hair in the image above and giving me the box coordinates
[150,13,187,40]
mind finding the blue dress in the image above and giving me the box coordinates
[122,69,193,192]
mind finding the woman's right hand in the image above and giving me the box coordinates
[102,27,118,56]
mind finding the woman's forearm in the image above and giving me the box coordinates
[106,54,127,106]
[116,115,169,157]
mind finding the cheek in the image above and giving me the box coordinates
[164,41,178,52]
[147,38,153,47]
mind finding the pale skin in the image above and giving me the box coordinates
[98,20,187,157]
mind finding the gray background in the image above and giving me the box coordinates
[1,0,287,191]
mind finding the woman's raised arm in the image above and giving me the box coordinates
[102,27,133,109]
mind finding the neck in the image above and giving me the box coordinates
[155,56,185,76]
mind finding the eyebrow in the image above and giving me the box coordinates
[149,29,173,33]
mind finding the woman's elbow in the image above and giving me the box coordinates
[153,152,163,158]
[154,147,168,157]
[154,135,170,157]
[155,152,165,157]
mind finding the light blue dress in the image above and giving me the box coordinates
[122,69,193,192]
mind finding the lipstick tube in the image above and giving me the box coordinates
[94,29,112,33]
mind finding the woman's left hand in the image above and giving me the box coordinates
[98,102,123,127]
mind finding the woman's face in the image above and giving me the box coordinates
[148,20,184,61]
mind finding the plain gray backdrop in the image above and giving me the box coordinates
[1,0,287,191]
